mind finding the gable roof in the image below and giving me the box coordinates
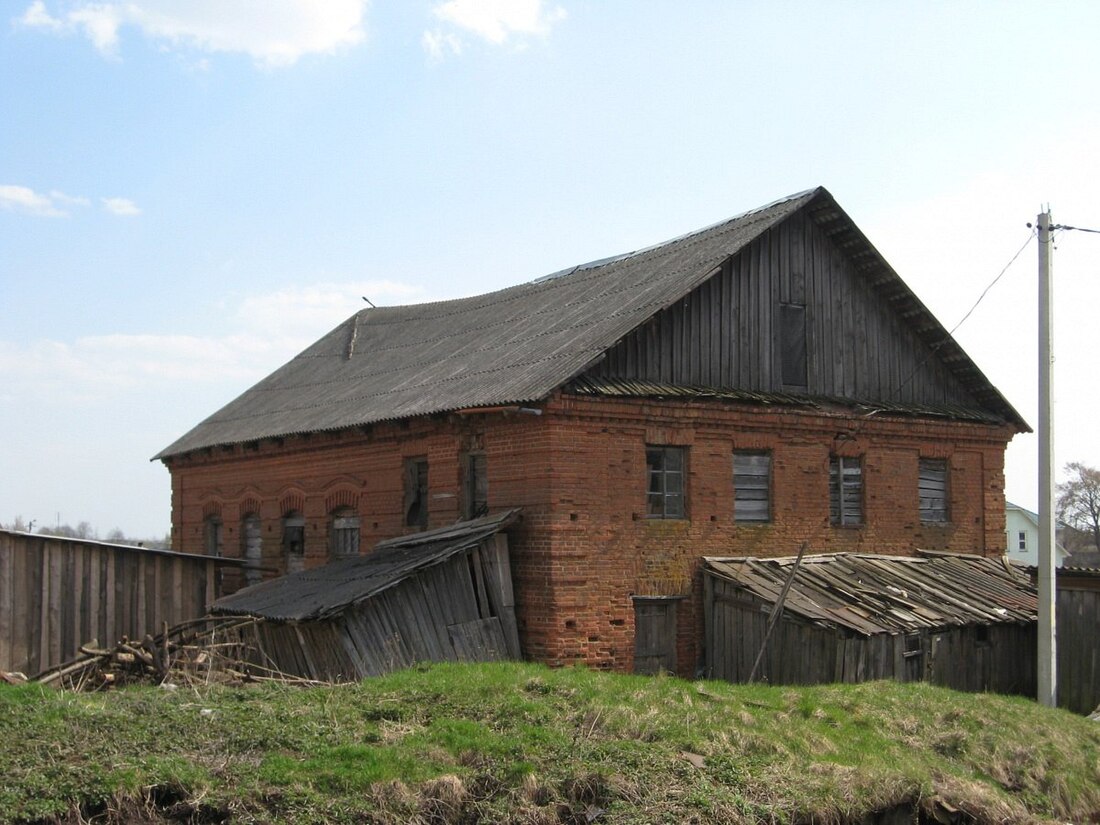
[211,509,519,622]
[158,187,1025,460]
[704,551,1037,636]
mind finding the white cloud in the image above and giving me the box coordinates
[17,0,369,67]
[425,0,565,57]
[0,280,432,405]
[102,196,141,216]
[422,28,462,61]
[0,184,139,217]
[0,184,82,217]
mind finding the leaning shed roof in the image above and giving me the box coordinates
[158,187,1025,459]
[211,510,519,622]
[704,551,1037,636]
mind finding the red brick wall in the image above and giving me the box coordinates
[164,394,1015,677]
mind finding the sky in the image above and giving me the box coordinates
[1,0,1098,539]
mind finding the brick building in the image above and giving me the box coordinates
[157,187,1027,676]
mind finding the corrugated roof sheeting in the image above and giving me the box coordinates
[210,510,520,622]
[157,187,1025,459]
[704,551,1037,636]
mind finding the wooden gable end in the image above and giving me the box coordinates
[585,209,985,413]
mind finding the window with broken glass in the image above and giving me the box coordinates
[829,455,863,526]
[647,446,686,519]
[404,457,429,530]
[282,512,305,573]
[462,453,488,520]
[918,458,949,524]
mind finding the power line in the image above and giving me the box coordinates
[889,228,1035,401]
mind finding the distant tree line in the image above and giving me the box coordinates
[2,516,169,549]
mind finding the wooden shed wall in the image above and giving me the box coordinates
[590,210,979,409]
[1057,586,1100,714]
[0,532,219,675]
[239,536,519,681]
[704,575,1036,698]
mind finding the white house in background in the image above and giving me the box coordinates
[1004,501,1070,567]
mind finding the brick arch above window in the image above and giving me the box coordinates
[324,487,360,514]
[238,495,262,518]
[278,489,307,516]
[201,499,224,520]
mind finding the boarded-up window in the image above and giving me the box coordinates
[646,446,686,519]
[829,456,863,526]
[919,458,948,524]
[203,516,222,558]
[780,302,807,388]
[462,453,488,519]
[734,451,771,523]
[283,512,305,573]
[633,597,678,675]
[241,513,262,586]
[329,508,360,560]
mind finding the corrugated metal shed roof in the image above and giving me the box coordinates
[704,551,1036,636]
[210,510,520,622]
[157,187,1026,459]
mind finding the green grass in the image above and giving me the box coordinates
[1,662,1098,824]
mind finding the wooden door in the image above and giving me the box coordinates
[633,598,678,675]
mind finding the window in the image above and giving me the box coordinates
[241,513,262,586]
[283,512,305,573]
[780,302,807,388]
[462,453,488,519]
[918,458,948,524]
[829,455,862,526]
[733,451,771,523]
[329,507,360,560]
[647,446,686,519]
[203,516,222,558]
[1018,531,1027,551]
[404,457,429,530]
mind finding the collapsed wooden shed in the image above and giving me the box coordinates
[210,510,521,681]
[703,551,1038,698]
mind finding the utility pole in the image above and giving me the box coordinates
[1037,209,1057,707]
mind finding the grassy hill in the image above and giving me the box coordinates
[2,662,1098,824]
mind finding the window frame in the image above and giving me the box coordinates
[918,458,949,525]
[829,455,863,527]
[282,511,306,572]
[461,452,488,520]
[733,450,771,523]
[646,445,687,520]
[404,457,429,530]
[329,507,360,560]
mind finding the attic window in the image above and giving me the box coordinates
[780,302,807,389]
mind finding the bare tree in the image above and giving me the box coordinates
[1057,462,1100,552]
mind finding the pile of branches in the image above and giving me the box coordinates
[33,616,327,691]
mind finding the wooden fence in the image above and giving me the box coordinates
[0,530,232,676]
[1057,571,1100,715]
